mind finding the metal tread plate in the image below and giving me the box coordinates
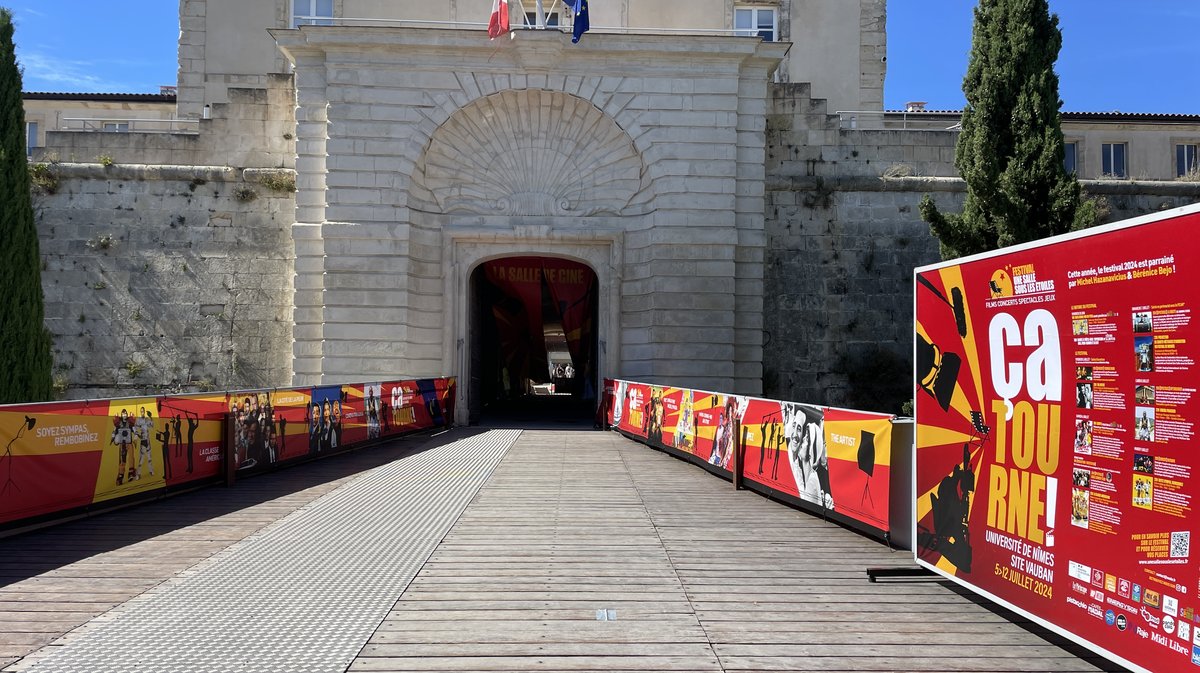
[12,429,520,673]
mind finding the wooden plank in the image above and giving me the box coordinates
[360,643,717,657]
[348,655,722,672]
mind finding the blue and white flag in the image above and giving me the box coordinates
[564,0,589,43]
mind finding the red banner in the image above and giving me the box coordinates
[606,378,895,535]
[915,205,1200,673]
[0,378,455,529]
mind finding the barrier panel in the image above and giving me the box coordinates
[914,202,1200,673]
[0,377,455,532]
[602,378,910,542]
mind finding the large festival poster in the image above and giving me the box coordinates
[914,204,1200,673]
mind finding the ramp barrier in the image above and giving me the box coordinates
[0,377,455,533]
[602,378,913,545]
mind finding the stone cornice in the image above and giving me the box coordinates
[272,26,789,75]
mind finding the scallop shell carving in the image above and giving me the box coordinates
[418,89,643,217]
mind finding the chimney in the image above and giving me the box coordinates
[905,101,927,112]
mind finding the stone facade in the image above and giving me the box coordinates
[275,27,786,412]
[176,0,884,120]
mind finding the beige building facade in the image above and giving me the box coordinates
[22,93,179,157]
[837,109,1200,182]
[178,0,885,118]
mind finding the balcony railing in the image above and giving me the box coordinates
[292,15,742,37]
[834,110,962,132]
[59,118,201,134]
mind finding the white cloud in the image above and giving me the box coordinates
[17,50,137,93]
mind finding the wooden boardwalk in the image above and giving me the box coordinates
[353,431,1124,673]
[0,434,443,669]
[1,428,1126,672]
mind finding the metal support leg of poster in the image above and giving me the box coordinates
[866,567,938,582]
[732,420,743,491]
[223,412,237,487]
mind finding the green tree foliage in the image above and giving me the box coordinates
[920,0,1091,260]
[0,8,52,402]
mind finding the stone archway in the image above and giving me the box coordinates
[409,88,649,218]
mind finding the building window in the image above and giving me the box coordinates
[293,0,333,27]
[734,6,776,41]
[25,121,37,156]
[1063,141,1078,175]
[1101,142,1127,178]
[524,12,559,27]
[103,122,130,133]
[1178,144,1198,178]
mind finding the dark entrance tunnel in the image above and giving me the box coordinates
[468,257,599,425]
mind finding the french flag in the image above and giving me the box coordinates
[488,0,510,39]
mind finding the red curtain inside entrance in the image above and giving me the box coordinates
[484,259,548,387]
[542,258,596,370]
[481,257,596,391]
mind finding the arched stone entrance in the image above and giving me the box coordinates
[467,256,599,424]
[446,240,621,426]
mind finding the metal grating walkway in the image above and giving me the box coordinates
[12,430,520,673]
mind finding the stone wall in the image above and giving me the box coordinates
[762,82,1200,414]
[32,78,299,399]
[35,163,296,399]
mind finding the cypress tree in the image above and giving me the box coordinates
[0,8,53,402]
[919,0,1088,259]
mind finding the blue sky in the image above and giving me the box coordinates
[4,1,1198,114]
[887,1,1200,113]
